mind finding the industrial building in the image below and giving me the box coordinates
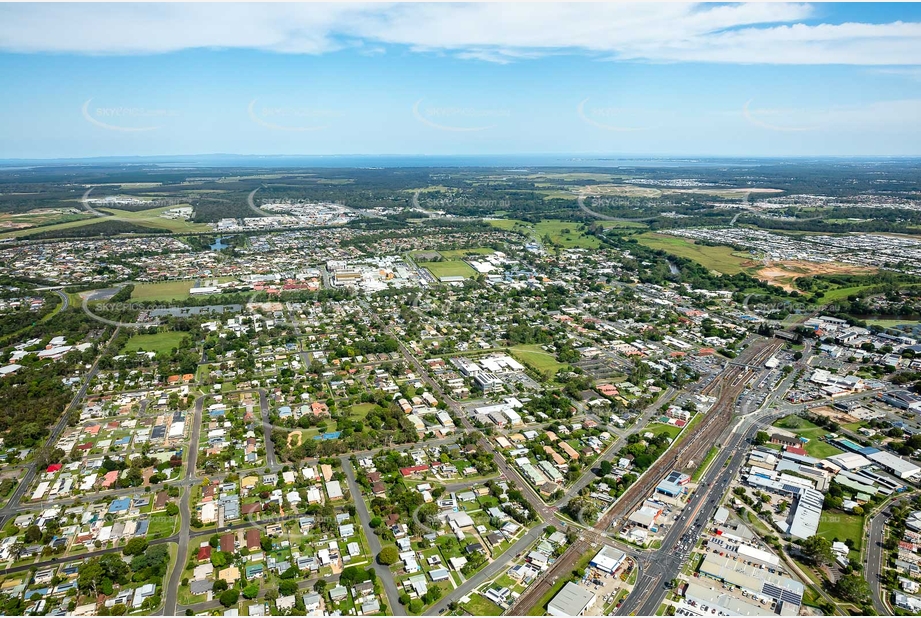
[547,582,596,617]
[699,553,803,614]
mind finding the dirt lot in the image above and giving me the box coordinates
[755,260,875,291]
[809,405,859,425]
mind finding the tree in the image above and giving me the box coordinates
[598,460,613,476]
[24,525,42,543]
[212,579,228,593]
[122,537,149,556]
[378,546,399,565]
[242,583,260,600]
[165,503,179,516]
[279,579,298,596]
[314,580,328,594]
[754,431,770,446]
[834,573,871,604]
[800,535,834,566]
[77,554,131,596]
[219,589,239,607]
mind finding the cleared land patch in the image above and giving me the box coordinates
[637,233,753,275]
[510,344,565,374]
[756,261,876,293]
[0,208,92,231]
[487,219,601,249]
[130,280,194,302]
[97,205,211,233]
[639,233,875,290]
[349,403,376,420]
[121,331,187,354]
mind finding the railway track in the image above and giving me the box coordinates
[508,337,783,615]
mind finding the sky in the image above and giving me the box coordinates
[1,2,921,159]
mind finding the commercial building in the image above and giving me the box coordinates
[589,545,626,574]
[657,471,690,497]
[683,581,776,616]
[878,390,921,413]
[547,582,596,617]
[866,450,921,480]
[699,553,803,613]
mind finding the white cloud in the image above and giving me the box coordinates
[0,3,919,65]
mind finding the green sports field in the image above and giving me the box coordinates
[425,260,476,279]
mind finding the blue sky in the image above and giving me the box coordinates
[1,2,920,159]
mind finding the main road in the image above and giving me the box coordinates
[0,327,119,529]
[866,492,917,615]
[162,394,205,615]
[618,408,787,616]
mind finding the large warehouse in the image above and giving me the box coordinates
[699,553,804,614]
[866,450,921,480]
[547,582,596,617]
